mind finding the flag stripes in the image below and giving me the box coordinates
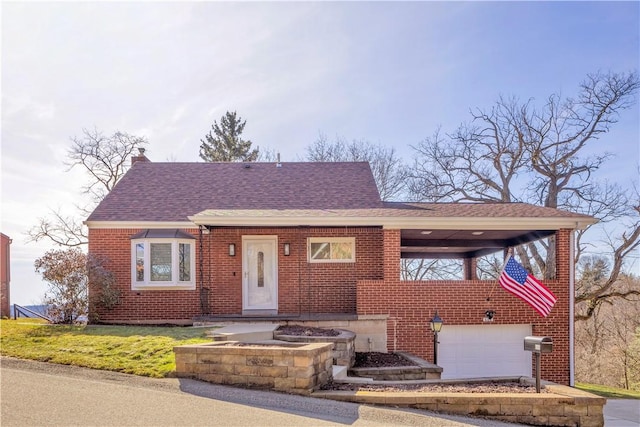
[499,255,557,317]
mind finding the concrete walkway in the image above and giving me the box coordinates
[207,322,280,341]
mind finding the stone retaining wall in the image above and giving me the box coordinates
[348,351,442,380]
[274,328,356,367]
[174,341,333,395]
[281,315,387,353]
[312,383,605,427]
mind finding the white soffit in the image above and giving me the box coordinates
[187,211,595,231]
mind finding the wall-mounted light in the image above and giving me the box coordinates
[484,310,495,322]
[283,243,291,256]
[228,243,235,256]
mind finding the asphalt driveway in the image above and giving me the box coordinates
[2,357,637,426]
[1,357,523,427]
[604,398,640,426]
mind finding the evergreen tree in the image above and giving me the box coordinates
[199,111,259,162]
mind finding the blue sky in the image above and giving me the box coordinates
[2,1,638,305]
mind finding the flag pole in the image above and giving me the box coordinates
[486,247,514,302]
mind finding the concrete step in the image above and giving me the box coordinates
[209,323,280,342]
[332,365,375,383]
[332,365,347,380]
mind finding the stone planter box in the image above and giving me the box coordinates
[313,382,606,427]
[274,328,356,367]
[174,341,333,395]
[348,352,442,380]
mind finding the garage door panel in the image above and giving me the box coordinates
[438,324,532,379]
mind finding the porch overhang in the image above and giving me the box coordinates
[188,205,596,260]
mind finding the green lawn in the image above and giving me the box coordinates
[0,319,211,377]
[4,318,640,398]
[575,382,640,399]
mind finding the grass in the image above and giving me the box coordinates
[0,319,211,378]
[575,382,640,399]
[4,318,640,398]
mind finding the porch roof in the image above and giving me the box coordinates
[188,202,596,259]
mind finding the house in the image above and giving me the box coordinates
[0,233,11,318]
[85,153,595,385]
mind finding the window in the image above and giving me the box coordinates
[131,238,195,290]
[308,237,355,263]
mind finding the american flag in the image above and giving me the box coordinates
[499,255,557,317]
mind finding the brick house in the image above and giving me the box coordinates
[86,154,595,385]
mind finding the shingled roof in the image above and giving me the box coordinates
[86,161,383,222]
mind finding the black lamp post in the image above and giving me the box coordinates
[429,310,443,365]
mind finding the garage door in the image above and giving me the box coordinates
[438,324,532,379]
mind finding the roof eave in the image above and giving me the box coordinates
[188,214,597,230]
[84,221,196,229]
[84,214,597,231]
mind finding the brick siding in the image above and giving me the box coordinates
[356,228,573,385]
[88,226,383,321]
[89,226,573,385]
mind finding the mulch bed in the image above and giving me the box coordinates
[354,352,415,368]
[322,381,545,393]
[276,325,340,337]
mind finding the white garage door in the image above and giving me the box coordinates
[438,324,532,379]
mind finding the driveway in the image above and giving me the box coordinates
[604,399,640,426]
[1,357,524,427]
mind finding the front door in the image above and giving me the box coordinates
[242,236,278,314]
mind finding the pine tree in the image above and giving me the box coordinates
[199,111,259,162]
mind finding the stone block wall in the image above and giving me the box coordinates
[174,341,333,395]
[313,382,606,427]
[274,328,356,367]
[280,316,388,353]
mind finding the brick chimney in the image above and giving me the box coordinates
[131,147,149,166]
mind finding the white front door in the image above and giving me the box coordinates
[242,236,278,313]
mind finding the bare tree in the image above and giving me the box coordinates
[305,133,408,201]
[408,71,639,309]
[67,128,148,203]
[575,184,640,319]
[401,259,464,280]
[575,273,640,390]
[28,210,88,248]
[27,128,148,247]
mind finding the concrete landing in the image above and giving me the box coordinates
[209,323,279,342]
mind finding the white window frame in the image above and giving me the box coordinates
[131,238,196,290]
[307,237,356,263]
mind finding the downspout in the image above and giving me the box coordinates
[198,226,204,315]
[569,230,575,387]
[198,225,209,316]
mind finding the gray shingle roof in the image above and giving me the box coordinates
[86,162,383,222]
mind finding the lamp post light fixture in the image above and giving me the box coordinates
[429,310,443,365]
